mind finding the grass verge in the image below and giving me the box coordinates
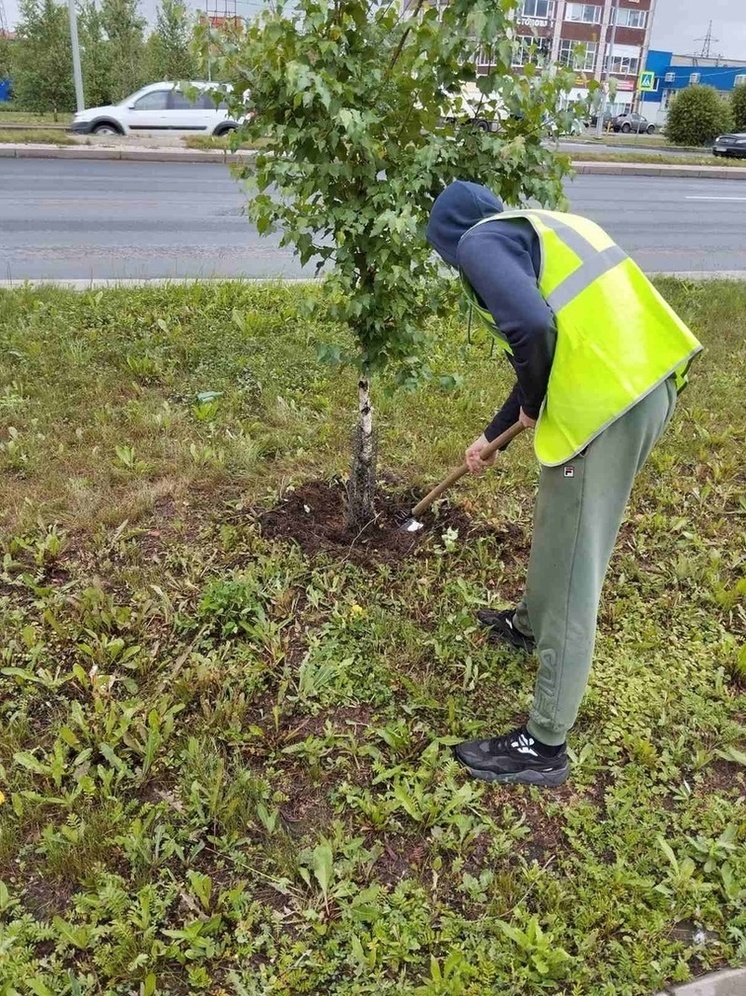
[0,281,744,994]
[0,107,72,126]
[183,133,269,151]
[0,128,77,145]
[570,151,746,167]
[569,132,709,152]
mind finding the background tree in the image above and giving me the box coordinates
[205,0,587,527]
[0,31,14,82]
[79,0,114,108]
[731,81,746,132]
[665,85,732,146]
[99,0,147,100]
[12,0,74,115]
[146,0,197,82]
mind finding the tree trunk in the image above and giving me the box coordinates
[347,377,376,529]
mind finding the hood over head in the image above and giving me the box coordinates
[426,181,504,267]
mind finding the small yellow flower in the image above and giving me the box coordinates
[349,603,364,617]
[0,790,6,806]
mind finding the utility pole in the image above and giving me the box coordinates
[67,0,85,112]
[596,0,620,137]
[696,20,717,60]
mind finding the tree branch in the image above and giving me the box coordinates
[388,0,426,71]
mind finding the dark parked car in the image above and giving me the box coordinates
[612,112,655,134]
[589,111,614,129]
[712,132,746,158]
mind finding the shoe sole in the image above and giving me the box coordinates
[464,764,570,787]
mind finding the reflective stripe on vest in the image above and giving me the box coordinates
[459,209,703,466]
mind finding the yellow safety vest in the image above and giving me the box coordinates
[461,209,703,466]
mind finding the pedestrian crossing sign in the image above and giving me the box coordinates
[639,71,656,92]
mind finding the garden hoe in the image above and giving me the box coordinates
[399,421,526,533]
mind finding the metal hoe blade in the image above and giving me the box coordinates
[398,515,425,533]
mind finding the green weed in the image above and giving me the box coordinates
[0,281,744,994]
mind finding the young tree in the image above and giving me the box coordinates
[731,81,746,132]
[79,0,114,107]
[206,0,586,527]
[0,32,14,83]
[12,0,74,115]
[665,85,732,146]
[100,0,147,100]
[146,0,197,82]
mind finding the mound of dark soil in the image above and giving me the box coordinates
[259,478,523,566]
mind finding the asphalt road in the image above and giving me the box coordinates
[1,159,745,280]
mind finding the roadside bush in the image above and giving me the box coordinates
[731,82,746,131]
[665,84,732,145]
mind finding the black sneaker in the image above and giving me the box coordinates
[476,608,535,653]
[454,727,569,787]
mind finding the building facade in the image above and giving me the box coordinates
[641,50,746,125]
[505,0,657,114]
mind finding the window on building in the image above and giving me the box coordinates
[519,0,555,19]
[613,7,647,28]
[735,74,746,86]
[689,72,701,84]
[564,3,602,24]
[604,54,640,75]
[475,45,493,74]
[512,35,552,68]
[558,39,598,72]
[664,71,676,82]
[604,45,641,76]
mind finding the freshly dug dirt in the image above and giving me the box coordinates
[259,478,522,566]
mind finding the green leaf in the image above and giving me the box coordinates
[310,843,334,900]
[52,916,90,950]
[716,746,746,766]
[13,751,49,776]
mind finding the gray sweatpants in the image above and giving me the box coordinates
[513,377,678,746]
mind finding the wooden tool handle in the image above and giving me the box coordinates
[410,421,526,518]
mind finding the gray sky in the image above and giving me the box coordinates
[3,0,746,62]
[651,0,746,60]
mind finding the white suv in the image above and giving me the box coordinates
[69,81,242,137]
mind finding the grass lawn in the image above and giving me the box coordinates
[0,129,76,145]
[0,281,744,995]
[569,133,708,152]
[0,108,72,127]
[571,151,746,168]
[183,134,269,152]
[180,136,740,169]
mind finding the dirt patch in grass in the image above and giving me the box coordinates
[697,756,746,796]
[259,478,521,566]
[21,873,76,922]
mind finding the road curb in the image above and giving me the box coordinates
[654,966,746,995]
[0,143,251,164]
[0,278,315,290]
[2,143,746,178]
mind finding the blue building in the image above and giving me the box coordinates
[640,49,746,124]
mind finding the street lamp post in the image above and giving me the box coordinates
[596,0,620,137]
[67,0,85,113]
